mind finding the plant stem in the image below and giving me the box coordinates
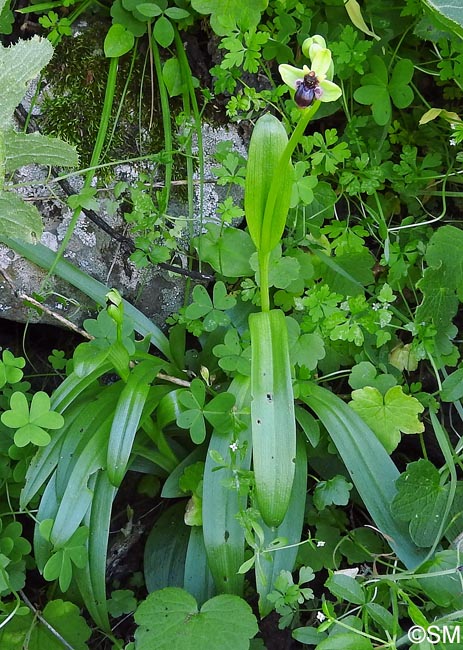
[47,56,120,278]
[150,36,173,215]
[259,251,271,312]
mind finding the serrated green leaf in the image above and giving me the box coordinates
[0,190,43,241]
[0,36,53,129]
[349,385,424,453]
[4,130,78,172]
[134,588,258,650]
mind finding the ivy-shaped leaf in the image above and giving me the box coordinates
[134,587,258,650]
[391,459,450,547]
[313,475,353,511]
[1,391,64,447]
[0,598,91,650]
[349,385,424,453]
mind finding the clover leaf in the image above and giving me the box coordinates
[134,587,258,650]
[184,282,236,332]
[177,379,236,444]
[41,523,88,592]
[349,385,424,453]
[353,55,414,125]
[1,391,64,447]
[212,328,251,376]
[0,350,25,389]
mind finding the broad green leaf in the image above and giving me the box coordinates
[441,368,463,402]
[0,190,43,241]
[190,0,268,35]
[316,632,374,650]
[423,0,463,39]
[302,383,428,569]
[5,130,78,171]
[244,113,293,255]
[0,36,53,129]
[417,225,463,333]
[349,385,424,453]
[391,459,450,547]
[415,550,463,608]
[0,599,91,650]
[325,573,365,605]
[134,588,258,650]
[163,57,184,97]
[144,502,191,592]
[195,224,255,278]
[153,15,174,48]
[364,603,395,634]
[104,23,134,57]
[313,476,353,511]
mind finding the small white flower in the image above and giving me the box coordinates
[229,441,239,452]
[316,611,326,622]
[316,540,326,547]
[450,137,457,146]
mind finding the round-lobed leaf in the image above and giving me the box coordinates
[134,587,258,650]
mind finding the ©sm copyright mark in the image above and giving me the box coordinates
[408,626,427,644]
[408,625,462,645]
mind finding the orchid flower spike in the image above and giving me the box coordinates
[279,35,342,108]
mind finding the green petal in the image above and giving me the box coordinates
[319,79,342,103]
[278,63,307,89]
[311,48,332,77]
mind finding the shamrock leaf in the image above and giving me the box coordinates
[313,475,353,510]
[0,350,25,389]
[1,391,64,447]
[42,524,88,593]
[212,328,251,376]
[348,362,397,394]
[353,55,414,125]
[184,282,236,332]
[349,385,424,452]
[177,379,235,443]
[391,460,450,547]
[134,587,258,650]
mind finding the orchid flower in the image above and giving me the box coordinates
[279,35,342,108]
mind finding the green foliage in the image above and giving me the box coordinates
[41,522,88,592]
[349,385,424,453]
[134,587,258,650]
[1,391,64,448]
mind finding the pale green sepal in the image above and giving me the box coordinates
[319,79,342,102]
[310,47,332,77]
[278,63,308,89]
